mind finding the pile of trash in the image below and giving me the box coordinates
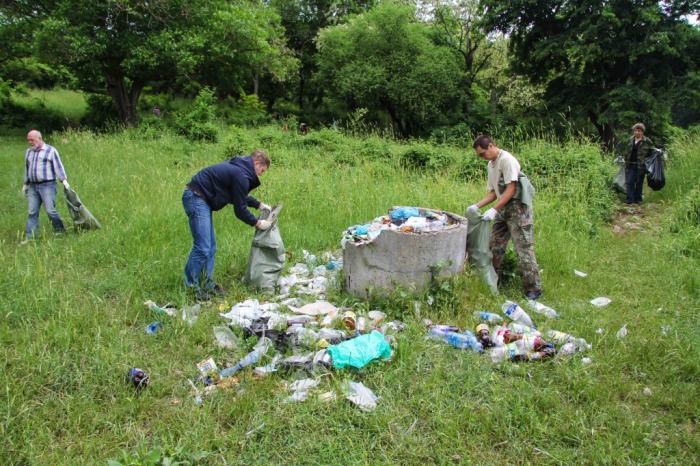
[275,250,343,300]
[342,206,459,247]
[179,295,406,411]
[426,299,592,364]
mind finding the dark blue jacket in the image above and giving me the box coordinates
[187,156,261,226]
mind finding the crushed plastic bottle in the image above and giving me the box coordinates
[490,340,555,362]
[220,338,272,378]
[427,327,483,353]
[473,311,503,323]
[502,301,535,328]
[143,300,176,317]
[526,300,560,319]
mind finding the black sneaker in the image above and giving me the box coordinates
[525,289,543,300]
[212,284,226,297]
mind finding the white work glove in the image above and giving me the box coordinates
[466,204,479,214]
[482,208,498,221]
[257,219,272,230]
[259,202,271,211]
[61,179,70,190]
[22,184,29,196]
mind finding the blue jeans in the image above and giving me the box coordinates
[625,165,645,204]
[183,189,217,291]
[26,182,65,238]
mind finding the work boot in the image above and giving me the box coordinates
[525,289,543,300]
[212,284,226,297]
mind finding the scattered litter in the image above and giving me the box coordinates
[196,357,218,376]
[213,326,238,349]
[616,324,628,339]
[288,300,337,316]
[182,304,201,326]
[326,330,392,370]
[145,321,163,334]
[643,387,653,396]
[574,270,588,277]
[344,380,378,411]
[187,378,203,405]
[288,378,320,392]
[661,325,670,336]
[526,300,560,319]
[590,297,612,307]
[581,357,592,364]
[128,368,149,388]
[144,300,176,317]
[596,328,604,334]
[502,301,535,328]
[318,391,337,403]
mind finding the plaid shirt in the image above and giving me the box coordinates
[24,144,67,184]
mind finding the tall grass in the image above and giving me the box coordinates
[0,124,699,464]
[11,88,87,123]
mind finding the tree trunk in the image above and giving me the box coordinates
[105,72,145,126]
[253,71,259,96]
[588,109,619,152]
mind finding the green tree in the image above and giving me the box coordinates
[481,0,700,148]
[317,2,463,136]
[1,1,295,125]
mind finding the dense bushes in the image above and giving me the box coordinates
[172,88,219,143]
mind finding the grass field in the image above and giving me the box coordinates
[1,124,699,465]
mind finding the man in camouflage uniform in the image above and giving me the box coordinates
[467,135,542,300]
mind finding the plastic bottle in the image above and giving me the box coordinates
[427,327,483,352]
[219,349,264,378]
[475,323,494,348]
[507,322,541,336]
[490,341,529,362]
[545,330,589,349]
[521,335,552,352]
[144,300,176,317]
[501,301,535,328]
[473,311,504,323]
[526,300,560,319]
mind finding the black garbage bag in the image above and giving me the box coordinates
[244,205,285,292]
[644,149,666,191]
[64,187,102,230]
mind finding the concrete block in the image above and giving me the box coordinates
[343,207,468,298]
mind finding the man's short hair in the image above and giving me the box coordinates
[473,135,494,150]
[250,149,271,167]
[632,123,646,132]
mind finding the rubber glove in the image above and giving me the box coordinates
[257,219,272,230]
[22,184,29,196]
[466,204,479,214]
[61,179,70,190]
[482,208,498,221]
[259,202,271,211]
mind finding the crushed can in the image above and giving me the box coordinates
[128,368,149,388]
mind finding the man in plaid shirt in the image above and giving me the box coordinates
[22,130,71,241]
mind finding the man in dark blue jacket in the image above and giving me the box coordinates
[183,150,271,299]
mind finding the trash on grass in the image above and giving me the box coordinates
[182,303,201,326]
[574,270,588,277]
[213,326,238,349]
[128,368,149,388]
[526,300,560,319]
[144,300,176,317]
[590,297,612,307]
[326,330,392,370]
[344,380,378,412]
[616,324,628,339]
[146,321,163,334]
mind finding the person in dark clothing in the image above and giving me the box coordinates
[183,150,271,299]
[624,123,655,205]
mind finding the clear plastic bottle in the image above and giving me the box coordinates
[427,327,483,352]
[219,349,263,378]
[545,330,589,349]
[490,341,529,362]
[473,311,504,323]
[526,300,560,319]
[501,301,534,328]
[507,322,541,336]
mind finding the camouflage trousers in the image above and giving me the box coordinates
[489,200,541,293]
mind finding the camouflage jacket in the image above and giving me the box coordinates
[624,136,655,168]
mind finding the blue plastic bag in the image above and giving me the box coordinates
[326,330,392,369]
[390,206,420,220]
